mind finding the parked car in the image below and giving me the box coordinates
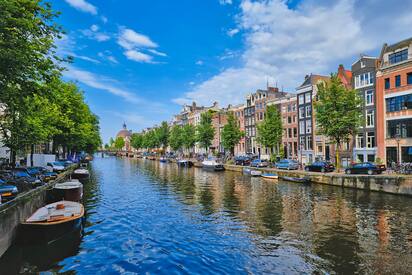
[0,178,18,202]
[235,156,252,166]
[275,159,299,170]
[305,161,335,173]
[46,162,66,173]
[250,159,269,168]
[345,162,386,175]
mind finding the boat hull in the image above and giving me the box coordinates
[177,161,193,167]
[262,174,278,180]
[52,186,83,202]
[280,176,310,184]
[202,165,225,171]
[71,172,89,180]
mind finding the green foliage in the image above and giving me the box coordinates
[256,105,283,154]
[181,124,196,150]
[169,125,183,151]
[196,111,215,151]
[157,121,169,149]
[114,137,125,150]
[221,112,244,155]
[130,133,143,150]
[109,137,114,147]
[314,74,362,168]
[104,143,109,149]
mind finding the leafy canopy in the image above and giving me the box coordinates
[196,111,215,151]
[256,105,283,151]
[221,112,244,155]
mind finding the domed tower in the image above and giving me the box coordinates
[116,122,132,151]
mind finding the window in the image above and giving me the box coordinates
[288,116,292,124]
[292,104,296,111]
[386,94,412,112]
[407,72,412,85]
[356,133,364,148]
[305,93,311,103]
[299,94,305,105]
[287,104,291,112]
[395,75,401,87]
[305,105,312,117]
[361,61,365,68]
[293,128,297,137]
[307,136,313,150]
[366,132,375,148]
[306,119,312,134]
[385,78,390,89]
[401,147,412,163]
[354,72,374,88]
[387,119,412,138]
[299,121,305,134]
[299,107,305,118]
[366,110,374,127]
[288,128,292,138]
[300,136,306,150]
[389,49,408,64]
[365,90,374,105]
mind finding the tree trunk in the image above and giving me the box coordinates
[336,143,341,172]
[10,148,16,168]
[30,144,34,167]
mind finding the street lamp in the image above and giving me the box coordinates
[395,129,401,165]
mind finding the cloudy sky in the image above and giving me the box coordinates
[53,0,412,143]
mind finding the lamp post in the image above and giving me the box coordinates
[395,131,401,165]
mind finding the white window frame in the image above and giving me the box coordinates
[298,95,305,105]
[299,121,305,134]
[306,119,312,134]
[366,132,375,148]
[366,110,375,128]
[299,107,305,119]
[365,90,374,106]
[305,93,311,103]
[305,105,312,117]
[356,134,364,148]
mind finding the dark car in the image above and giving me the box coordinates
[305,161,335,173]
[250,159,269,168]
[345,162,386,175]
[0,178,18,202]
[235,156,251,166]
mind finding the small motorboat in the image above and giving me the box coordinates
[53,180,83,202]
[177,159,193,167]
[202,159,225,171]
[71,168,89,180]
[262,173,278,180]
[20,201,84,244]
[243,167,251,175]
[280,176,310,184]
[159,157,167,163]
[250,170,262,177]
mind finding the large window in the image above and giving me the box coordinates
[386,94,412,112]
[365,90,374,105]
[298,94,305,105]
[299,121,305,134]
[385,78,390,89]
[305,93,312,103]
[401,147,412,162]
[387,119,412,138]
[395,75,401,87]
[408,72,412,85]
[306,119,312,134]
[356,133,364,148]
[307,136,313,150]
[305,105,312,117]
[299,107,305,118]
[389,49,408,64]
[366,132,375,148]
[300,136,306,150]
[354,72,374,88]
[366,110,374,127]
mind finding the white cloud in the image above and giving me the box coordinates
[148,49,167,57]
[64,66,142,104]
[227,28,240,37]
[219,0,233,5]
[98,51,119,64]
[81,25,111,42]
[64,0,97,15]
[101,15,108,23]
[90,24,99,32]
[117,28,158,49]
[55,34,100,64]
[124,50,153,63]
[176,0,412,106]
[195,60,204,65]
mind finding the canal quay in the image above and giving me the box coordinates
[0,156,411,274]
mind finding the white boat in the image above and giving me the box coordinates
[250,170,262,177]
[261,173,278,180]
[72,168,89,180]
[202,159,225,171]
[54,180,83,201]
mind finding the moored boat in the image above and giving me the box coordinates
[20,201,84,244]
[280,176,310,184]
[71,168,89,180]
[202,159,225,171]
[159,157,167,163]
[250,170,262,177]
[53,180,83,202]
[262,173,278,180]
[177,159,193,167]
[243,167,252,175]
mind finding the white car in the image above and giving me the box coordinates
[46,162,65,172]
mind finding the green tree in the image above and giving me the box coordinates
[109,137,115,147]
[314,74,362,170]
[114,137,125,150]
[169,125,183,152]
[130,133,143,150]
[157,121,169,150]
[104,143,109,150]
[196,111,215,153]
[182,124,196,154]
[221,112,244,156]
[257,105,283,157]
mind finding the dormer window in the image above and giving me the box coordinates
[389,49,408,64]
[361,61,365,68]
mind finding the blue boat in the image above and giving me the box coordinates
[261,173,278,180]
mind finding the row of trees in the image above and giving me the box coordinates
[0,0,101,165]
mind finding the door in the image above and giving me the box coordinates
[325,146,330,161]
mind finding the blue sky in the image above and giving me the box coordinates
[53,0,412,143]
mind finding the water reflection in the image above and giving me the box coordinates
[0,156,411,274]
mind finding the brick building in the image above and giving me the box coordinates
[230,104,246,156]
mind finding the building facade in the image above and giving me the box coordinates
[116,123,132,151]
[296,74,330,164]
[352,56,378,163]
[230,104,246,156]
[376,38,412,164]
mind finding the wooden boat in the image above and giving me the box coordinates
[262,173,278,180]
[202,159,225,171]
[71,168,89,180]
[280,176,310,184]
[53,180,83,202]
[177,159,193,167]
[250,170,262,177]
[20,201,84,244]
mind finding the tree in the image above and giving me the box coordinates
[221,112,244,156]
[257,105,283,158]
[130,133,143,150]
[169,125,183,152]
[114,137,125,150]
[181,124,196,154]
[314,74,363,170]
[157,121,169,150]
[109,137,115,147]
[196,111,215,153]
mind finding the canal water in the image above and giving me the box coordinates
[1,156,411,274]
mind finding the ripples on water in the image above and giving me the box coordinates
[1,156,411,274]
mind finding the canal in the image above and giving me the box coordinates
[1,156,411,274]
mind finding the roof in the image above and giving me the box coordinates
[379,37,412,61]
[297,74,329,88]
